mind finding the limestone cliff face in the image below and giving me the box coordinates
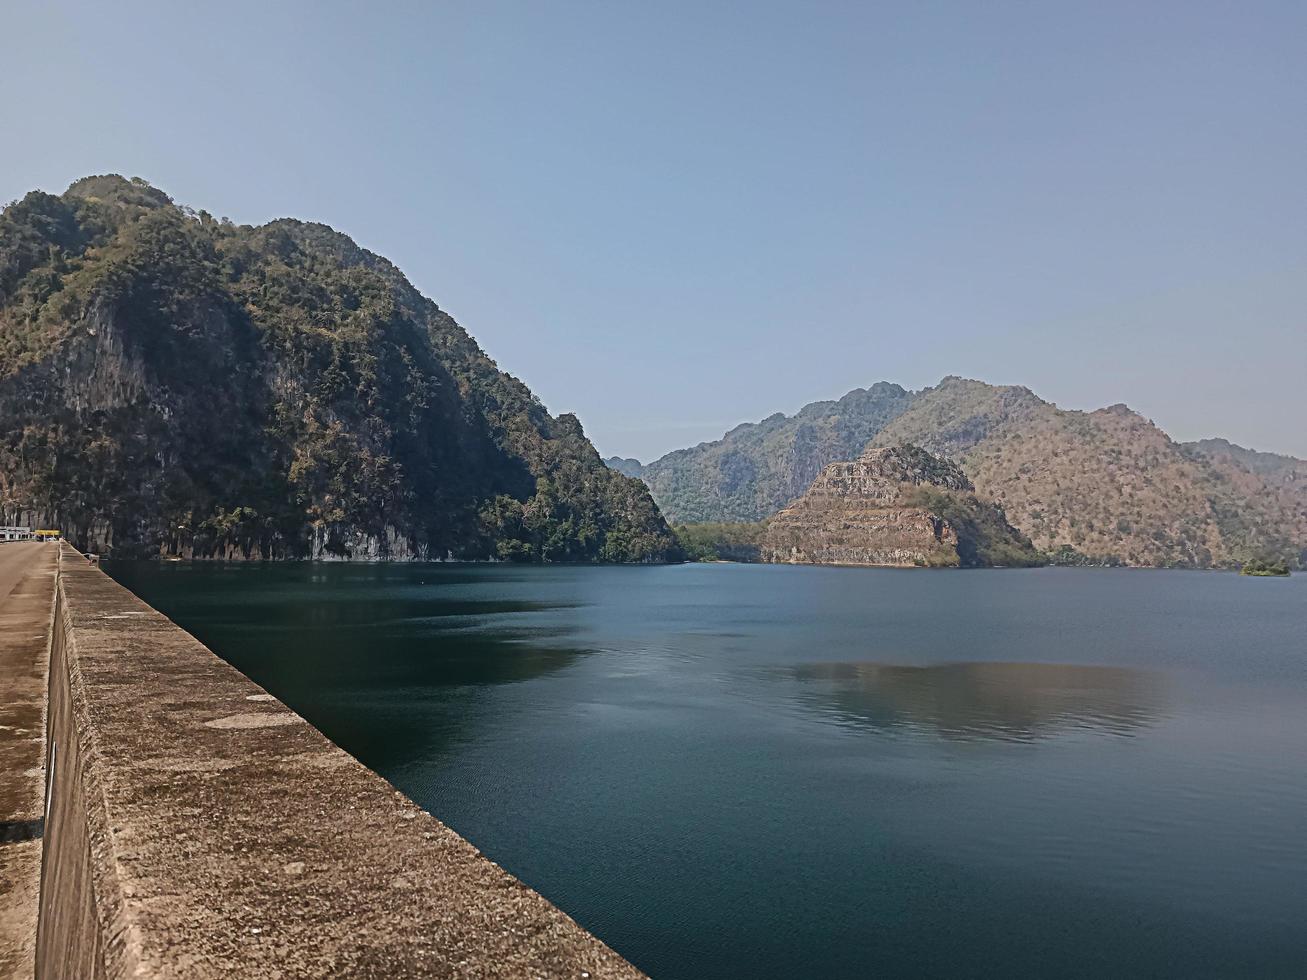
[0,176,680,562]
[761,445,1041,568]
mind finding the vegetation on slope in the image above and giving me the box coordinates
[0,175,680,561]
[1183,438,1307,563]
[1240,557,1290,577]
[672,522,766,562]
[898,486,1043,568]
[627,382,914,523]
[871,377,1305,569]
[603,457,645,479]
[613,374,1306,570]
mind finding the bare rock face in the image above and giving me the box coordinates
[761,445,1040,568]
[787,444,973,504]
[0,176,680,562]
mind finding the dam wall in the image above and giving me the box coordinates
[31,544,643,978]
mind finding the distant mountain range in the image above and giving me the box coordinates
[608,377,1306,569]
[609,382,915,524]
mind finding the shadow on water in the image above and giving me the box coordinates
[790,661,1164,741]
[104,560,595,769]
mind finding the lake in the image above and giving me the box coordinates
[104,562,1307,979]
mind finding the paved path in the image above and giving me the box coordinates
[0,543,57,980]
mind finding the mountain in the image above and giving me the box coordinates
[1185,438,1307,480]
[0,175,680,561]
[761,444,1041,568]
[630,382,915,523]
[603,456,645,479]
[613,376,1306,569]
[868,377,1305,568]
[1181,439,1307,565]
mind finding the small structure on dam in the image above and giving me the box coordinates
[1,543,644,979]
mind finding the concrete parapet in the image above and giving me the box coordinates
[35,544,644,978]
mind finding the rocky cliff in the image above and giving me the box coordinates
[761,445,1041,568]
[0,176,680,561]
[870,378,1306,568]
[617,375,1306,569]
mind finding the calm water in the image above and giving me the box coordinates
[106,562,1307,979]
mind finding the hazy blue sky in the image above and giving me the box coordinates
[5,1,1304,460]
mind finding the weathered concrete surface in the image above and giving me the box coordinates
[0,542,56,980]
[37,544,646,978]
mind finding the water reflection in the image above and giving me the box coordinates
[791,661,1163,741]
[104,560,596,769]
[104,561,1307,980]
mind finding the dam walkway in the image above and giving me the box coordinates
[0,543,56,980]
[0,543,643,979]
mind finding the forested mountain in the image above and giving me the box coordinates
[868,378,1305,567]
[0,175,680,561]
[603,457,645,479]
[614,376,1306,569]
[1184,438,1307,485]
[626,382,915,523]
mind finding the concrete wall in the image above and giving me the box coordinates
[34,545,644,979]
[36,591,108,979]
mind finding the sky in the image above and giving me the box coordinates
[4,0,1305,461]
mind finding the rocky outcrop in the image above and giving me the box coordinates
[629,374,1307,569]
[0,176,680,562]
[761,444,1041,568]
[871,377,1306,568]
